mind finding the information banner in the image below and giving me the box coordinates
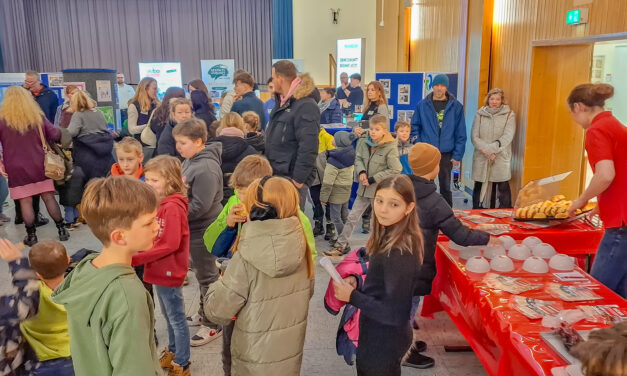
[336,38,365,85]
[201,59,235,101]
[138,62,183,98]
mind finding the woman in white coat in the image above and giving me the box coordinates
[471,88,515,209]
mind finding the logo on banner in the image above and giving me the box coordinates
[208,64,230,80]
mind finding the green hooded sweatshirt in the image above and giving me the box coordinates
[51,253,161,376]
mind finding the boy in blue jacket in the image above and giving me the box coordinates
[410,74,466,207]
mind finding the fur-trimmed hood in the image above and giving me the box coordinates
[294,73,316,100]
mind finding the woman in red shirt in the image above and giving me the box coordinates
[567,83,627,298]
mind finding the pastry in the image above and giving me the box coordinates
[555,213,569,219]
[533,213,547,219]
[552,195,566,202]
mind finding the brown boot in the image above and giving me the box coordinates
[159,348,175,369]
[168,362,191,376]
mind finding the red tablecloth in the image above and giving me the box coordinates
[421,244,627,376]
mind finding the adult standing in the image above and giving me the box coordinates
[471,88,515,209]
[343,73,364,114]
[116,72,135,125]
[263,77,276,129]
[128,77,159,144]
[567,83,627,298]
[230,71,266,125]
[0,86,69,246]
[410,74,466,207]
[266,60,320,209]
[336,72,349,112]
[361,81,390,121]
[23,70,58,123]
[188,80,217,139]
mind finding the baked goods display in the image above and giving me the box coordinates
[514,195,584,220]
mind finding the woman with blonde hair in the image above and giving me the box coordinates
[361,81,389,121]
[204,176,314,376]
[128,77,159,142]
[0,86,68,245]
[471,88,515,209]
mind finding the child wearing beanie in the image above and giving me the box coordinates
[403,143,494,370]
[320,131,356,243]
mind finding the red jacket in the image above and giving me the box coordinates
[132,193,190,287]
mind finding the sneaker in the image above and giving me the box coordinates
[323,244,351,257]
[190,326,222,347]
[168,362,191,376]
[159,348,175,369]
[324,222,336,241]
[402,345,434,369]
[186,313,203,327]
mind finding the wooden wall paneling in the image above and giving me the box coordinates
[375,0,401,72]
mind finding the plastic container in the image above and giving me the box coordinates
[508,244,531,261]
[499,235,517,250]
[522,256,549,273]
[532,243,557,259]
[484,245,507,259]
[459,246,483,260]
[490,255,515,272]
[465,256,490,274]
[522,236,542,249]
[549,254,576,271]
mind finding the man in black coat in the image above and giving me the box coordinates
[265,60,320,209]
[405,142,492,369]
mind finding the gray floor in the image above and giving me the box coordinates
[0,190,487,375]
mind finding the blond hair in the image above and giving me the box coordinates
[144,155,187,197]
[81,176,159,246]
[217,112,246,134]
[114,137,143,156]
[130,77,159,112]
[483,88,506,107]
[242,111,260,132]
[169,98,193,122]
[0,86,44,133]
[234,177,314,279]
[229,155,273,189]
[70,90,96,112]
[369,114,390,130]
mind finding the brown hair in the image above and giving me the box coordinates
[229,155,273,189]
[172,118,208,143]
[169,98,193,122]
[273,60,297,80]
[114,136,143,156]
[368,175,424,262]
[29,240,68,279]
[394,120,410,132]
[64,85,78,97]
[218,112,246,134]
[242,111,260,132]
[150,87,185,127]
[188,79,209,98]
[130,77,160,112]
[233,71,255,88]
[483,88,507,107]
[323,87,336,97]
[364,81,388,109]
[70,90,96,112]
[144,155,187,197]
[81,176,159,246]
[369,113,390,130]
[570,322,627,376]
[234,177,314,279]
[567,83,614,109]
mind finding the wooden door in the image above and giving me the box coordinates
[523,44,593,199]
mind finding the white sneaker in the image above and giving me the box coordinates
[190,326,222,347]
[186,313,203,327]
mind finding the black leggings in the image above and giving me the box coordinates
[309,185,331,222]
[472,181,512,209]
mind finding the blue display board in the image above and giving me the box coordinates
[375,72,423,130]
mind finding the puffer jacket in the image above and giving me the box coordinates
[354,132,402,198]
[471,105,515,183]
[265,73,320,185]
[320,147,355,204]
[204,216,314,376]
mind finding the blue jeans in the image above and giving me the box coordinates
[0,176,8,214]
[155,285,190,367]
[32,357,74,376]
[590,226,627,298]
[64,206,80,223]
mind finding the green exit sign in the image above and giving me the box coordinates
[566,8,588,25]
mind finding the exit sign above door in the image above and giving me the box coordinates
[566,8,589,25]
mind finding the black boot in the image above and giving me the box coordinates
[323,222,336,241]
[402,341,433,369]
[24,225,38,246]
[56,220,70,241]
[313,220,324,237]
[35,212,49,227]
[361,219,370,234]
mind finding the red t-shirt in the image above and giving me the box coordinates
[585,111,627,228]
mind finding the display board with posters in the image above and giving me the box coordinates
[271,59,305,73]
[200,59,235,103]
[374,72,423,130]
[0,72,63,106]
[138,62,183,99]
[336,38,365,86]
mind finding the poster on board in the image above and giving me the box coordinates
[201,59,235,100]
[379,79,391,99]
[97,106,115,132]
[336,38,365,85]
[272,59,305,73]
[138,62,183,98]
[47,74,64,87]
[96,80,112,102]
[398,84,410,104]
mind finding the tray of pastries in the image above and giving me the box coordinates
[514,195,590,221]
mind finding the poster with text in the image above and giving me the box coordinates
[47,74,64,87]
[138,62,183,99]
[96,80,112,102]
[336,38,364,85]
[201,59,235,98]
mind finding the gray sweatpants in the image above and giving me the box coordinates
[335,196,373,250]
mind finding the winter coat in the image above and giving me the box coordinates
[204,216,314,376]
[182,142,223,231]
[266,73,320,185]
[231,91,266,128]
[263,98,275,129]
[471,105,515,183]
[33,85,59,123]
[72,132,115,181]
[320,147,355,204]
[191,90,217,140]
[320,98,343,124]
[397,139,413,175]
[155,121,178,157]
[409,175,490,296]
[410,92,467,161]
[132,194,190,287]
[245,132,265,153]
[354,132,402,198]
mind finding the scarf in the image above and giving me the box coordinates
[280,77,302,107]
[485,105,503,115]
[318,99,332,113]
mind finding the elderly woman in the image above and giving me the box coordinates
[0,86,69,245]
[471,88,516,209]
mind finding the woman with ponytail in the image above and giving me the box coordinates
[567,83,627,298]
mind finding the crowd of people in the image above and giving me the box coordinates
[0,60,625,376]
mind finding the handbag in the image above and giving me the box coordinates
[36,123,66,181]
[140,110,157,146]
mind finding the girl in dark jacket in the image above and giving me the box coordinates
[155,98,193,157]
[242,111,265,153]
[319,87,343,124]
[149,87,186,142]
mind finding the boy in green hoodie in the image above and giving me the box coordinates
[52,176,162,376]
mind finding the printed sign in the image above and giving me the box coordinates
[201,59,236,97]
[336,38,364,85]
[138,62,183,98]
